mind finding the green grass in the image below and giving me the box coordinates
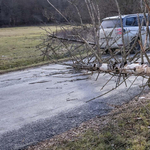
[45,102,150,150]
[0,25,64,72]
[0,25,93,73]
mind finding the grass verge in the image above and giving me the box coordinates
[0,25,93,73]
[28,94,150,150]
[0,25,69,72]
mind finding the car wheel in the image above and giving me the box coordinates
[129,37,140,54]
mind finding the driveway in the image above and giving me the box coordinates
[0,63,145,150]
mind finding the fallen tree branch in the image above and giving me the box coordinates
[93,63,150,76]
[48,35,96,45]
[73,62,150,76]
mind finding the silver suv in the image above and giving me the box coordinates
[99,13,150,51]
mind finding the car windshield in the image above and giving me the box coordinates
[101,19,122,28]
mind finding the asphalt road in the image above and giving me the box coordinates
[0,63,146,150]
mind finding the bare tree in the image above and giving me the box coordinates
[38,0,150,100]
[0,0,143,26]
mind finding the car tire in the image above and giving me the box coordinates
[129,37,140,54]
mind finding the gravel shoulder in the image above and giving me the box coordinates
[27,91,150,150]
[0,63,148,150]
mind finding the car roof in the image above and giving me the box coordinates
[103,13,148,20]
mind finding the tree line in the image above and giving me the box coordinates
[0,0,141,27]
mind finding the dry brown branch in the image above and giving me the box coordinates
[46,0,69,22]
[143,0,150,13]
[67,0,83,25]
[38,0,150,99]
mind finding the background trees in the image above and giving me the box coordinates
[0,0,141,27]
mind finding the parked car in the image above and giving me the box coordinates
[99,13,150,52]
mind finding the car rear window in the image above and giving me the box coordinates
[101,19,122,28]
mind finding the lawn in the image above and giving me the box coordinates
[0,25,93,73]
[0,25,61,72]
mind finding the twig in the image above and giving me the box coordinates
[46,0,69,22]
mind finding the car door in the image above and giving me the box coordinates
[124,16,140,46]
[140,16,150,48]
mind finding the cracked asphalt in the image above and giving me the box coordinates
[0,63,146,150]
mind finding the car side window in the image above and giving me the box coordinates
[126,17,138,26]
[140,17,146,26]
[148,16,150,26]
[140,16,150,26]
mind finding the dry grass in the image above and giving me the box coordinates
[27,93,150,150]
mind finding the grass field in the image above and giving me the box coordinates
[0,25,61,72]
[0,25,92,73]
